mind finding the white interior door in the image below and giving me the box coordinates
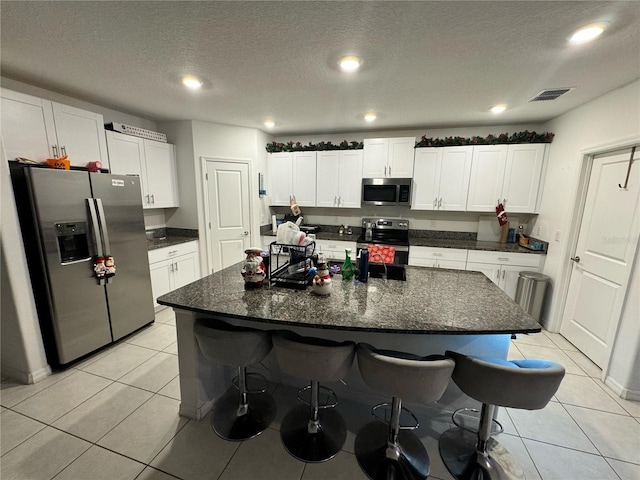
[561,147,640,368]
[205,160,251,272]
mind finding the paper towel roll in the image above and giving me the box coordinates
[271,214,277,234]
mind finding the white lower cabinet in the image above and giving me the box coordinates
[466,250,543,300]
[315,239,357,261]
[148,241,199,306]
[408,246,467,270]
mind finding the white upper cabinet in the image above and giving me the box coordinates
[466,145,508,212]
[316,150,363,208]
[363,137,415,178]
[106,131,178,209]
[292,151,317,207]
[502,144,546,213]
[467,144,546,213]
[412,146,472,211]
[1,88,108,168]
[267,152,317,206]
[267,152,293,206]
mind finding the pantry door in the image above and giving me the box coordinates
[204,159,251,273]
[561,147,640,368]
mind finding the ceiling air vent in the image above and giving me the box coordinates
[528,88,574,102]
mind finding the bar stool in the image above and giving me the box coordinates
[439,351,565,480]
[193,319,276,441]
[272,330,355,462]
[355,343,456,480]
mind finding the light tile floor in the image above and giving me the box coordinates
[1,308,639,480]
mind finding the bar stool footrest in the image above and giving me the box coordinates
[232,371,269,394]
[297,384,338,409]
[371,402,420,431]
[451,407,504,435]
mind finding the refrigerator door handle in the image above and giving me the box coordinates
[87,198,104,257]
[95,198,112,254]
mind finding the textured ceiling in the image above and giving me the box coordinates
[1,1,639,135]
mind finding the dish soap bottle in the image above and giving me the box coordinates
[341,248,355,281]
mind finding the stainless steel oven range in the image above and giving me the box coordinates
[355,217,409,265]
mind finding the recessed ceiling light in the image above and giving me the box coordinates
[364,112,377,122]
[339,56,363,72]
[181,76,203,90]
[569,23,606,45]
[263,120,275,128]
[490,104,507,114]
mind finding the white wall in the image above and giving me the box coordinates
[161,120,267,275]
[538,79,640,397]
[1,138,50,382]
[274,124,545,145]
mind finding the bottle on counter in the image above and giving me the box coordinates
[358,248,369,283]
[341,248,355,281]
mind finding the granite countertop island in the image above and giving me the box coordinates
[158,263,540,335]
[160,262,540,420]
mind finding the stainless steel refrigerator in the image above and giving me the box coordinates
[10,164,154,366]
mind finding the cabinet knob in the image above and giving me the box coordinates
[242,231,249,236]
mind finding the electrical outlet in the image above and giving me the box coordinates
[535,225,542,236]
[555,230,562,242]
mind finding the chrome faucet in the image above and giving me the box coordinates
[369,252,388,280]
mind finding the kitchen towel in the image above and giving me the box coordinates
[368,245,395,264]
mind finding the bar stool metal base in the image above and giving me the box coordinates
[280,404,347,463]
[439,427,524,480]
[355,421,430,480]
[212,388,276,441]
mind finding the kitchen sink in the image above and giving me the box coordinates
[369,263,406,281]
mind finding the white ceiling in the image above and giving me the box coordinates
[1,1,639,136]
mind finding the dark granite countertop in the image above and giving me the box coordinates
[158,262,541,335]
[147,228,198,251]
[408,237,545,254]
[261,226,545,254]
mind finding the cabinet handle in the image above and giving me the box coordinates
[334,195,338,206]
[61,145,67,156]
[151,194,155,204]
[438,197,442,207]
[432,253,442,257]
[338,196,342,206]
[497,257,509,261]
[384,166,387,176]
[168,250,178,256]
[389,165,392,176]
[502,269,506,279]
[174,262,179,271]
[145,194,150,204]
[433,198,437,208]
[503,198,507,206]
[52,145,59,158]
[170,263,174,272]
[495,270,500,279]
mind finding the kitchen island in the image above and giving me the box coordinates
[158,263,540,420]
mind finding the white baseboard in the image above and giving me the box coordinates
[604,375,640,401]
[1,364,51,385]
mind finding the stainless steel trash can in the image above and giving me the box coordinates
[515,271,550,323]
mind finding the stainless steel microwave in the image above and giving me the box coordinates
[361,178,412,206]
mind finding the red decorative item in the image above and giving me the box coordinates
[496,202,509,226]
[86,161,102,172]
[368,245,395,264]
[94,257,106,279]
[105,255,116,277]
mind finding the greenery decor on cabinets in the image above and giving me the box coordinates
[414,131,554,148]
[265,140,364,153]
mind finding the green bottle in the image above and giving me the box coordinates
[341,248,355,280]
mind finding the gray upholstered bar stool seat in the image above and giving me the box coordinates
[272,330,355,463]
[439,351,565,480]
[193,319,276,441]
[355,343,456,480]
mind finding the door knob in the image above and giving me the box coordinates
[242,231,249,236]
[570,256,581,263]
